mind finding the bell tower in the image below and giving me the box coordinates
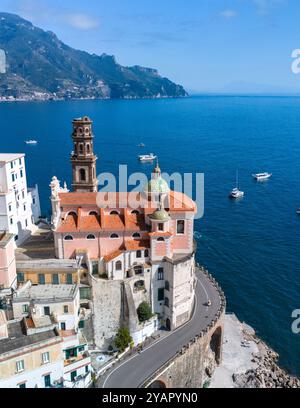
[70,116,98,192]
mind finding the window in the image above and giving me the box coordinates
[165,281,170,291]
[38,274,45,284]
[42,352,50,364]
[11,174,15,183]
[87,234,96,240]
[23,204,26,211]
[60,322,66,331]
[86,144,90,154]
[8,204,12,212]
[89,211,98,216]
[115,261,122,271]
[10,218,13,225]
[25,219,28,228]
[20,169,23,178]
[79,320,85,329]
[44,306,50,316]
[144,249,149,257]
[132,232,140,238]
[158,288,164,302]
[64,235,73,241]
[177,220,185,234]
[158,267,164,280]
[164,297,169,307]
[22,304,29,314]
[14,235,18,241]
[16,360,24,373]
[85,365,89,374]
[79,144,83,154]
[52,274,59,284]
[110,210,119,215]
[71,370,77,382]
[64,305,69,313]
[22,191,25,199]
[67,212,77,217]
[157,237,165,242]
[66,274,73,284]
[131,210,139,214]
[136,250,142,258]
[17,272,25,283]
[44,374,51,388]
[19,159,22,165]
[79,168,86,181]
[33,197,35,204]
[110,233,119,239]
[158,223,164,231]
[10,162,13,169]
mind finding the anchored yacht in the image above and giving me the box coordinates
[252,172,272,180]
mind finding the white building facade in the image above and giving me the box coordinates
[0,154,41,245]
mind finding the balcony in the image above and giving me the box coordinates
[64,352,91,368]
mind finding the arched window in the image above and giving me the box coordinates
[67,211,77,217]
[79,168,86,181]
[64,235,73,241]
[157,237,165,242]
[136,250,142,258]
[110,210,119,215]
[86,144,90,154]
[87,234,96,240]
[79,144,83,153]
[115,261,122,271]
[89,211,98,216]
[110,233,119,239]
[144,249,149,257]
[132,232,141,239]
[131,210,139,215]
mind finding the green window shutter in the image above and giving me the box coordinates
[158,288,164,301]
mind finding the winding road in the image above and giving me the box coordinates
[97,268,222,388]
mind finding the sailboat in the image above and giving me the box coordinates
[230,170,244,199]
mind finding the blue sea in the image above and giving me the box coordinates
[1,96,300,375]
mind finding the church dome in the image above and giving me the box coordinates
[149,209,170,222]
[144,177,170,194]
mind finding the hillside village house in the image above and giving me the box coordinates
[0,154,41,245]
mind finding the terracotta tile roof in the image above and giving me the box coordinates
[58,191,196,212]
[102,214,125,230]
[149,231,172,237]
[124,213,147,231]
[57,213,78,233]
[103,249,123,262]
[124,239,150,251]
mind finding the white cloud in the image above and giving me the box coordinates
[250,0,285,15]
[220,9,238,19]
[64,13,100,30]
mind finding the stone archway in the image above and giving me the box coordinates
[210,326,222,365]
[149,380,167,388]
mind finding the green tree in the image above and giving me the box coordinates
[137,301,153,323]
[114,327,133,353]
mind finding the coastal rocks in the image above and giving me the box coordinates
[232,339,300,388]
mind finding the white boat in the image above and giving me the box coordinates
[138,143,145,147]
[230,170,244,199]
[230,187,245,199]
[25,140,38,145]
[252,172,272,180]
[138,153,156,162]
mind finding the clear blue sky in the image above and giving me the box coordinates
[1,0,300,93]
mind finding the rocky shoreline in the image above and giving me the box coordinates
[209,313,300,388]
[233,323,300,388]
